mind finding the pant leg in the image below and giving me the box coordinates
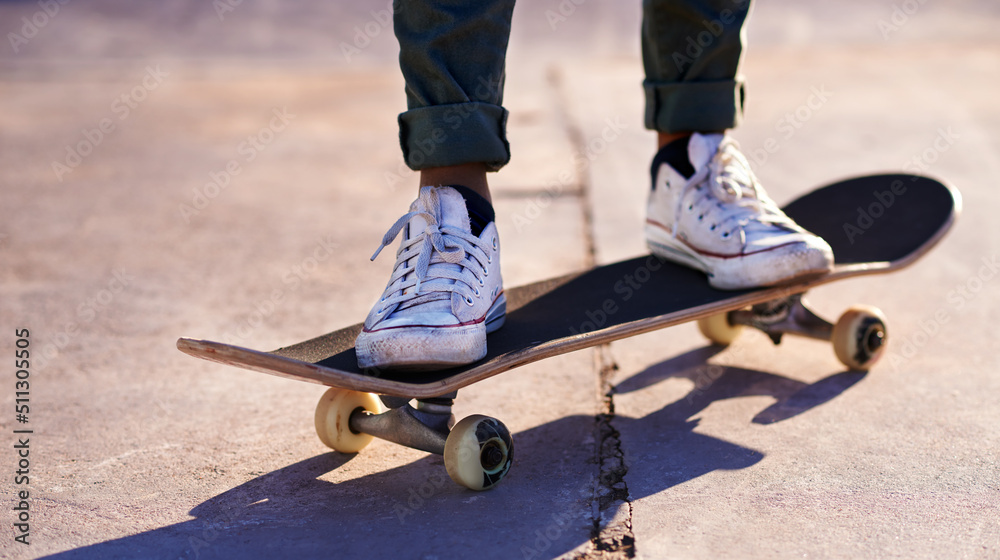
[642,0,751,133]
[394,0,516,172]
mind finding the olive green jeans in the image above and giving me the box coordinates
[394,0,750,171]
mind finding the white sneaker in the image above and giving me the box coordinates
[645,133,833,290]
[356,186,505,370]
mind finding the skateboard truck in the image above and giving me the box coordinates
[699,293,889,371]
[315,388,514,491]
[730,294,833,345]
[350,395,456,455]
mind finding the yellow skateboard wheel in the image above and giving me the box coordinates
[697,312,743,346]
[832,305,888,371]
[314,388,382,453]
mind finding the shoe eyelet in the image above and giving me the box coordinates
[710,225,716,231]
[478,277,485,287]
[697,215,703,221]
[688,204,694,210]
[464,296,474,306]
[473,287,481,297]
[482,266,489,276]
[492,237,498,250]
[487,255,493,264]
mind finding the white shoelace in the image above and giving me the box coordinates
[370,191,492,314]
[673,138,797,244]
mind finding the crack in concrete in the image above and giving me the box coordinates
[588,345,636,559]
[547,64,636,559]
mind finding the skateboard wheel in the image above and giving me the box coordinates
[832,305,888,371]
[697,312,743,346]
[444,415,513,491]
[314,388,382,453]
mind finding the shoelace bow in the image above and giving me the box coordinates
[370,192,492,314]
[673,138,797,244]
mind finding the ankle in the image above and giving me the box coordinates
[657,131,692,150]
[419,163,491,204]
[657,130,731,150]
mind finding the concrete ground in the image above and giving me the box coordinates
[1,1,998,558]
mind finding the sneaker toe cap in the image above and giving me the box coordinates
[356,322,486,370]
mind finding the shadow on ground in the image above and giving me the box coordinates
[617,346,868,425]
[44,347,864,560]
[613,346,867,501]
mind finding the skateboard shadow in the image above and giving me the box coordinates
[42,349,862,560]
[615,345,867,424]
[605,345,865,507]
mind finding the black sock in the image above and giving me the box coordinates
[450,185,494,236]
[650,135,694,189]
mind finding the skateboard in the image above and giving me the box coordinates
[178,173,959,490]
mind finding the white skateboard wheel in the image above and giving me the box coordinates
[444,415,513,491]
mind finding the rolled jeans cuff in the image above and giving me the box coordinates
[644,78,745,133]
[398,102,510,172]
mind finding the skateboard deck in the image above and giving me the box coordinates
[178,173,959,399]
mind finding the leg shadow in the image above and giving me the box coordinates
[612,345,866,497]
